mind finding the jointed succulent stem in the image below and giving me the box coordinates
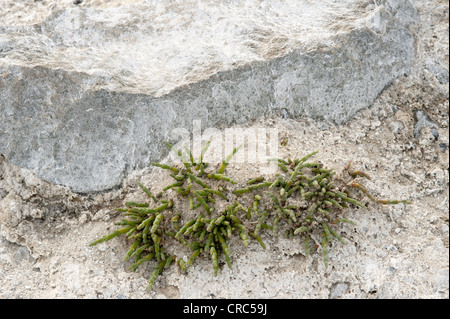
[90,145,411,287]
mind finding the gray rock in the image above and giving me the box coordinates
[0,0,417,193]
[14,246,33,264]
[425,58,450,85]
[329,282,350,299]
[431,128,439,140]
[414,110,439,138]
[377,0,419,32]
[389,120,405,136]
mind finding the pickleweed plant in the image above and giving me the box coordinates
[90,143,411,290]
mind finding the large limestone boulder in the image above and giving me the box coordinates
[0,0,417,193]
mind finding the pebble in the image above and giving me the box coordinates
[78,211,90,224]
[0,189,7,200]
[431,129,439,140]
[439,143,447,152]
[414,110,438,138]
[329,282,350,299]
[389,121,404,136]
[439,224,449,235]
[15,247,33,264]
[97,244,107,252]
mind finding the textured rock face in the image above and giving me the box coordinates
[0,0,417,193]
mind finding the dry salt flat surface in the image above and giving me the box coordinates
[0,0,448,299]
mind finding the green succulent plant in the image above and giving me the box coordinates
[90,142,411,290]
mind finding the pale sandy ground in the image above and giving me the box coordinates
[0,0,448,298]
